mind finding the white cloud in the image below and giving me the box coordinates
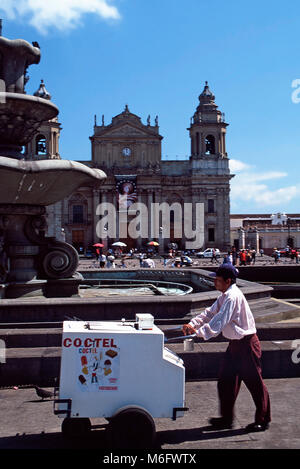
[230,165,300,208]
[0,0,121,34]
[229,159,252,173]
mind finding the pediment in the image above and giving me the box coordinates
[95,123,157,139]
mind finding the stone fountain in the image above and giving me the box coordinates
[0,33,106,298]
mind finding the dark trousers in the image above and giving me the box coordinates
[218,334,271,425]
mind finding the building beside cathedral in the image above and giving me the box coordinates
[25,81,233,253]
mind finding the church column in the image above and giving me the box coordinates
[92,189,100,243]
[222,132,226,155]
[100,191,108,249]
[200,132,204,156]
[147,190,153,241]
[136,190,143,250]
[154,188,164,253]
[112,191,119,241]
[239,228,245,251]
[223,188,231,248]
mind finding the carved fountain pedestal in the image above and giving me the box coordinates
[0,35,106,298]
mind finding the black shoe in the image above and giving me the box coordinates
[208,417,233,430]
[245,422,270,432]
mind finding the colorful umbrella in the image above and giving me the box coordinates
[93,243,104,247]
[147,241,159,246]
[112,241,127,247]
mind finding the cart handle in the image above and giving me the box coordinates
[164,333,196,343]
[163,326,183,332]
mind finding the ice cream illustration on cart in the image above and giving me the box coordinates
[77,343,120,391]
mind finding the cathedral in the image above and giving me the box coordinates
[27,81,233,253]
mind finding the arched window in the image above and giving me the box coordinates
[205,135,215,155]
[72,205,84,224]
[36,134,47,155]
[69,193,88,225]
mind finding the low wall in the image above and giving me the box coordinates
[0,269,272,323]
[204,265,300,283]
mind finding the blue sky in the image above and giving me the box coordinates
[1,0,300,214]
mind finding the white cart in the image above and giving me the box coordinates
[54,314,189,448]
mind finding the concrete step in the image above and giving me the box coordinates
[0,328,62,348]
[1,341,299,387]
[0,347,60,387]
[249,297,300,323]
[1,321,300,349]
[169,340,300,380]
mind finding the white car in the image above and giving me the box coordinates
[196,248,221,258]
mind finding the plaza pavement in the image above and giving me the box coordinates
[0,254,298,454]
[78,253,298,270]
[0,377,299,450]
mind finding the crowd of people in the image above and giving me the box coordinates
[89,244,300,269]
[271,246,299,264]
[90,246,195,269]
[220,246,300,266]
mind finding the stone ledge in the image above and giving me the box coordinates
[168,340,300,380]
[1,322,300,349]
[0,341,299,387]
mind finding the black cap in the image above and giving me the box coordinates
[209,264,239,279]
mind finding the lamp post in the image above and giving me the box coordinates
[287,217,292,248]
[159,226,163,255]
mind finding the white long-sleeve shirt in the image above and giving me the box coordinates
[188,283,257,341]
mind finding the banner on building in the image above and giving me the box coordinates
[115,175,137,210]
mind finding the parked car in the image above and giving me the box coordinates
[279,249,288,257]
[196,248,221,258]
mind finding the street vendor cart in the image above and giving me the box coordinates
[54,314,189,448]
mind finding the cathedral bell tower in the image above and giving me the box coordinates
[189,81,228,159]
[25,80,61,160]
[187,82,232,251]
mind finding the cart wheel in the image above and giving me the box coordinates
[107,407,156,449]
[61,417,91,438]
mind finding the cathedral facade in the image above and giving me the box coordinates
[27,82,233,253]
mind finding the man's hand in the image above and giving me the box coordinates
[182,324,197,336]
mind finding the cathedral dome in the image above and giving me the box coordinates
[34,79,51,100]
[199,81,215,103]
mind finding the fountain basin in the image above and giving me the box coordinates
[0,269,273,322]
[0,93,59,155]
[0,157,106,205]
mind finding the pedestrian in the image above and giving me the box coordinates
[107,255,115,268]
[296,250,299,264]
[246,250,251,266]
[99,252,106,268]
[173,257,181,268]
[138,252,144,267]
[223,251,232,265]
[211,248,219,264]
[273,249,280,264]
[182,264,271,432]
[239,250,246,266]
[251,249,256,265]
[232,247,237,266]
[291,249,296,262]
[260,248,264,257]
[143,256,156,268]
